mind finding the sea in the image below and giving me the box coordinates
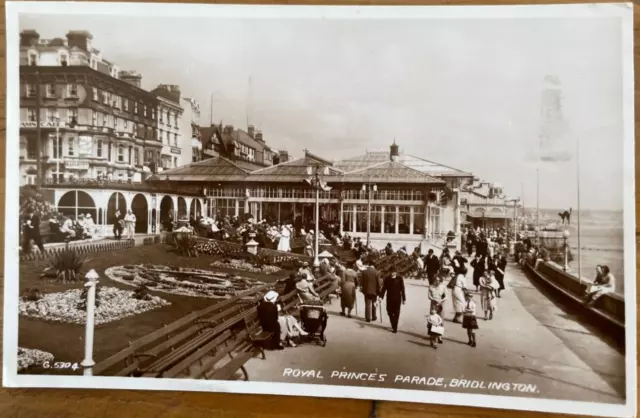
[528,209,626,295]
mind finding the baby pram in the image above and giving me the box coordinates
[299,303,328,347]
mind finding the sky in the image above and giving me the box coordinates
[19,12,628,211]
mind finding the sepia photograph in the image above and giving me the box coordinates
[3,2,636,417]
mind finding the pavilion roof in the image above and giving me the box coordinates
[339,161,444,184]
[149,157,258,182]
[247,155,345,182]
[335,152,472,178]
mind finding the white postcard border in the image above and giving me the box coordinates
[3,3,636,418]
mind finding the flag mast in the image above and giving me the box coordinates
[576,138,582,284]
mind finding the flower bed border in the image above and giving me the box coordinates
[19,286,171,325]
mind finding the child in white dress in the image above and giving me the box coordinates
[426,307,444,349]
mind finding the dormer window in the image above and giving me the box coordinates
[90,57,97,70]
[59,52,69,67]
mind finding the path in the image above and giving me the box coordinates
[245,263,625,403]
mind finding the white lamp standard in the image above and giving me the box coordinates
[305,164,328,267]
[81,269,100,376]
[562,229,570,271]
[54,112,61,183]
[362,183,377,246]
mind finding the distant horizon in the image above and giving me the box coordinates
[521,207,622,214]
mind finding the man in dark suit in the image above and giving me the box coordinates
[425,249,440,284]
[360,264,381,322]
[256,291,285,350]
[23,210,45,253]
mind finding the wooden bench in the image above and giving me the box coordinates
[93,284,271,377]
[94,276,340,381]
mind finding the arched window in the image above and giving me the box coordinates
[117,144,125,162]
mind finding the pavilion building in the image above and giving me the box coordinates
[150,141,476,251]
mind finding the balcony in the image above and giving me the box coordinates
[40,177,204,196]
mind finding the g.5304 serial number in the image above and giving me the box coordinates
[42,361,80,371]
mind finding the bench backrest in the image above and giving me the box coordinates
[93,283,270,375]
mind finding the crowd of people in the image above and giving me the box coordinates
[252,229,513,350]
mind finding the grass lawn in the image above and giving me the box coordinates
[16,243,290,375]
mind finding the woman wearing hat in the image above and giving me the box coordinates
[296,272,321,303]
[448,269,467,323]
[257,291,285,350]
[340,263,359,318]
[257,291,307,349]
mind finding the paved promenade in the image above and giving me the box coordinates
[245,263,625,403]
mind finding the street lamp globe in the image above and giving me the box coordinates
[563,229,570,239]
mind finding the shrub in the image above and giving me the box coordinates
[172,232,200,257]
[133,284,152,301]
[21,288,43,301]
[47,243,87,283]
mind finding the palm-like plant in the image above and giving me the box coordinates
[46,243,87,283]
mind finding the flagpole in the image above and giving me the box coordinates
[576,139,582,284]
[536,168,540,229]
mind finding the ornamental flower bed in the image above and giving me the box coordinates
[193,239,308,270]
[210,259,282,274]
[19,286,170,325]
[105,264,265,299]
[18,347,54,372]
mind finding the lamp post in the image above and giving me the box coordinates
[362,183,377,246]
[562,229,570,272]
[81,269,100,376]
[34,70,43,188]
[54,112,61,183]
[305,164,326,267]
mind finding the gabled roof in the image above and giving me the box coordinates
[199,125,221,150]
[340,161,444,184]
[335,152,472,178]
[248,155,344,182]
[235,129,264,151]
[148,157,257,182]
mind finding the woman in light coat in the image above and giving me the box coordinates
[277,224,292,252]
[449,271,467,323]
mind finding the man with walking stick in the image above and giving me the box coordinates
[379,268,407,333]
[360,259,382,322]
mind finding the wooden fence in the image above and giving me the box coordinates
[20,239,136,262]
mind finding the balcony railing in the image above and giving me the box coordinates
[42,177,204,196]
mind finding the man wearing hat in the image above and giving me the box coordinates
[425,249,440,284]
[360,262,382,322]
[452,250,469,276]
[257,290,285,350]
[379,267,406,333]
